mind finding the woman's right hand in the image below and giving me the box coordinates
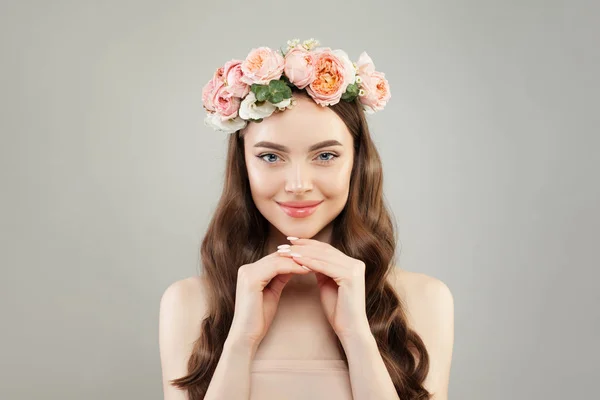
[228,251,311,349]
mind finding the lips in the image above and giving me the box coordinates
[277,200,323,218]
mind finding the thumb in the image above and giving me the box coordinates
[265,273,294,298]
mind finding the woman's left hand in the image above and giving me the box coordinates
[279,238,371,342]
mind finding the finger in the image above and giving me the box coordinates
[277,251,312,272]
[282,244,338,264]
[268,257,311,276]
[263,251,282,259]
[276,247,294,257]
[243,258,310,288]
[289,254,345,280]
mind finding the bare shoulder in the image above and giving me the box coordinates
[159,275,209,340]
[387,267,454,399]
[159,276,209,398]
[388,268,454,323]
[160,275,208,310]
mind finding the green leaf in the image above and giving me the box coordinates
[341,83,359,101]
[280,74,294,88]
[347,83,359,95]
[267,79,292,103]
[283,86,292,98]
[268,79,287,91]
[341,91,356,101]
[251,84,270,102]
[269,92,285,104]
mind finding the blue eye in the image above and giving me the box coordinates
[259,153,280,163]
[316,152,338,164]
[318,153,335,161]
[257,152,338,165]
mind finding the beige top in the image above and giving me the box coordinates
[248,273,355,399]
[250,359,352,399]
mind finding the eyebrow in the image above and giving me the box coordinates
[253,140,343,152]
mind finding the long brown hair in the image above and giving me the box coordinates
[171,89,431,399]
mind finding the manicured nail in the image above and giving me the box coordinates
[301,265,311,271]
[287,236,299,241]
[277,244,291,249]
[278,248,291,253]
[290,252,302,257]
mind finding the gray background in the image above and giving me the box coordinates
[1,0,598,399]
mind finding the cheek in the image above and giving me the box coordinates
[317,162,353,198]
[246,163,280,197]
[319,177,347,197]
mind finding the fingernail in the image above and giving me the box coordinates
[290,252,301,257]
[301,265,311,271]
[287,236,299,241]
[277,244,291,249]
[278,248,291,253]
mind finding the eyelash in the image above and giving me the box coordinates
[257,152,339,165]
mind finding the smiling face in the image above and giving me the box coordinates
[242,92,355,242]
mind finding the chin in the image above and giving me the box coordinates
[276,225,321,239]
[271,217,335,240]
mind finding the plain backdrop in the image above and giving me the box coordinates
[1,0,598,399]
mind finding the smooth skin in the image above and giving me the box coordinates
[159,93,454,399]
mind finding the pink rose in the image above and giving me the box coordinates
[202,67,226,111]
[214,86,241,120]
[356,52,390,113]
[359,71,391,113]
[306,48,356,106]
[202,79,219,112]
[284,46,316,89]
[213,66,225,81]
[223,59,251,98]
[240,47,285,85]
[356,52,376,77]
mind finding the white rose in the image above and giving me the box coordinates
[238,92,277,120]
[273,97,292,110]
[204,112,247,134]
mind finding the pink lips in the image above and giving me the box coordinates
[277,200,323,218]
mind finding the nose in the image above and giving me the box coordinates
[284,162,313,194]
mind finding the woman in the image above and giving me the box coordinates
[159,39,454,400]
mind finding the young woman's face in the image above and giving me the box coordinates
[242,94,355,240]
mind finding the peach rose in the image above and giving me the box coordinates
[306,48,356,106]
[284,46,316,89]
[213,86,241,120]
[240,47,285,85]
[359,71,391,114]
[223,59,250,98]
[356,52,390,113]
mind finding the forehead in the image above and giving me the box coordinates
[242,94,352,148]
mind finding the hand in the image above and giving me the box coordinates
[229,251,312,348]
[279,238,371,342]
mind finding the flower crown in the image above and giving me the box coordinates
[202,38,391,134]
